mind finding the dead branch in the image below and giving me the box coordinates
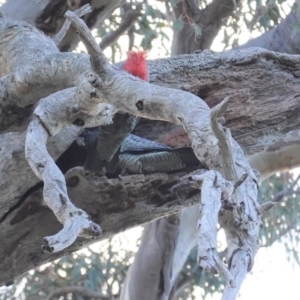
[100,3,143,50]
[259,174,300,215]
[189,171,235,286]
[52,4,92,46]
[65,11,109,70]
[210,98,260,298]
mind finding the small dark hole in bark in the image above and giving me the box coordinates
[197,86,210,99]
[91,224,98,231]
[36,163,44,170]
[42,237,49,245]
[90,91,97,98]
[90,79,97,84]
[59,194,67,205]
[136,100,144,111]
[42,245,54,253]
[73,118,85,126]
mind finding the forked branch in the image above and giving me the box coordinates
[25,77,115,252]
[210,98,260,299]
[65,11,109,72]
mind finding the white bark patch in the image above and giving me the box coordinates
[192,171,235,286]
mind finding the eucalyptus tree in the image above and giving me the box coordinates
[1,1,300,299]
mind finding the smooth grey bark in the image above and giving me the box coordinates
[121,217,180,300]
[249,129,300,179]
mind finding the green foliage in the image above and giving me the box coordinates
[0,237,138,300]
[170,0,181,7]
[173,247,225,299]
[191,23,202,37]
[173,19,184,31]
[259,172,300,264]
[97,1,171,61]
[220,0,291,50]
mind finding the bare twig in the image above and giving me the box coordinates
[100,4,143,49]
[25,80,115,252]
[52,4,92,46]
[210,96,237,181]
[65,11,109,72]
[189,171,235,287]
[25,117,102,253]
[171,0,242,53]
[209,97,260,299]
[259,173,300,215]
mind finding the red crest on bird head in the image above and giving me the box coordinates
[122,51,149,81]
